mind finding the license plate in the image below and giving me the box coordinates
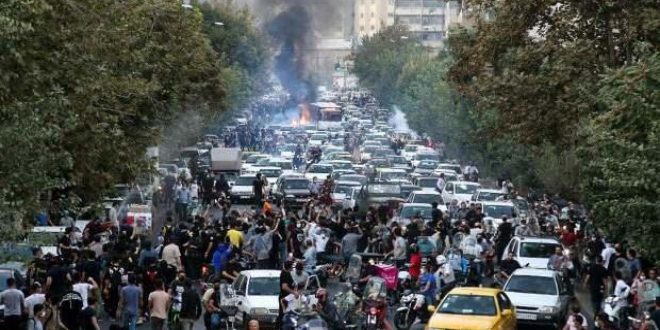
[517,313,537,320]
[240,196,250,199]
[296,198,308,202]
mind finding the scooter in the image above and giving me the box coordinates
[393,292,429,330]
[602,295,629,329]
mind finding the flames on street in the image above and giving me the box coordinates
[292,102,311,126]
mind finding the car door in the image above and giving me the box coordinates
[232,275,248,314]
[442,182,454,202]
[497,292,516,329]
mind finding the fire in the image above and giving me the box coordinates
[292,103,311,127]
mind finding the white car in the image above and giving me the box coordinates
[223,270,281,326]
[257,166,282,190]
[472,188,508,202]
[308,133,327,146]
[412,176,441,192]
[480,201,519,232]
[331,181,363,205]
[304,163,333,182]
[432,168,459,182]
[503,268,570,327]
[391,203,434,226]
[230,174,257,203]
[502,236,562,269]
[441,181,481,203]
[411,152,439,168]
[406,191,448,212]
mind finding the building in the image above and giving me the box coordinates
[391,0,456,48]
[354,0,391,39]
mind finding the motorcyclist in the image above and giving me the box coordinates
[313,288,343,329]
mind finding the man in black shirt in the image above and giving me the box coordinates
[499,252,521,279]
[59,288,84,330]
[277,261,296,328]
[79,297,100,330]
[495,217,514,263]
[584,255,608,314]
[46,258,71,300]
[253,173,265,211]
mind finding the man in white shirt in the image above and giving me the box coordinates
[161,240,183,271]
[601,242,616,268]
[612,271,630,316]
[435,173,446,192]
[72,273,98,308]
[24,282,45,318]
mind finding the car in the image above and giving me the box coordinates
[338,174,368,186]
[413,160,439,175]
[441,181,481,203]
[257,166,283,188]
[223,270,281,326]
[271,173,305,194]
[330,169,357,180]
[411,152,439,168]
[324,160,353,170]
[387,155,412,172]
[304,163,334,182]
[502,236,562,269]
[436,162,463,176]
[230,174,257,203]
[405,191,448,211]
[472,188,508,202]
[331,181,363,205]
[480,201,520,232]
[308,133,327,146]
[272,177,312,210]
[503,268,570,327]
[391,203,433,226]
[264,158,294,175]
[356,183,405,215]
[432,168,459,182]
[401,144,423,161]
[411,176,440,192]
[376,168,409,184]
[427,287,517,330]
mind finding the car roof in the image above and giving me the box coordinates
[411,191,440,196]
[450,181,480,186]
[378,168,406,173]
[514,235,561,244]
[477,189,505,193]
[510,268,557,278]
[447,287,501,296]
[480,201,515,206]
[335,181,362,186]
[238,174,257,178]
[240,270,281,278]
[401,203,433,208]
[257,166,282,170]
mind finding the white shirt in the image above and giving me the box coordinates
[463,243,484,261]
[283,293,308,312]
[161,243,182,270]
[602,245,616,267]
[393,236,407,260]
[190,183,199,199]
[436,177,446,191]
[313,231,329,253]
[614,279,630,307]
[73,282,93,308]
[24,293,45,317]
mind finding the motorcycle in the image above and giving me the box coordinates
[361,277,389,330]
[602,295,630,329]
[393,292,430,330]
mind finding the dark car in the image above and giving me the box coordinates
[356,183,405,216]
[273,178,312,210]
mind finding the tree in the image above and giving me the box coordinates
[0,0,227,226]
[580,48,660,260]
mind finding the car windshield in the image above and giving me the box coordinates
[284,180,310,190]
[389,157,407,164]
[483,205,513,218]
[454,183,478,194]
[505,275,557,295]
[309,165,333,173]
[511,199,529,211]
[246,155,266,164]
[0,272,12,291]
[520,242,561,258]
[368,184,401,195]
[310,134,326,141]
[418,162,437,169]
[416,154,438,161]
[439,294,497,316]
[417,178,437,188]
[235,177,255,185]
[404,145,418,152]
[334,185,354,195]
[341,175,367,185]
[330,162,352,170]
[478,191,506,201]
[412,194,443,204]
[248,277,280,296]
[270,161,293,170]
[382,171,407,180]
[400,206,432,219]
[259,169,281,178]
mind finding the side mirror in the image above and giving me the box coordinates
[427,305,436,313]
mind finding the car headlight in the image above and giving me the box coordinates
[538,306,558,314]
[250,307,268,315]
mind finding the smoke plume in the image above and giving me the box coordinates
[389,105,412,133]
[266,4,315,102]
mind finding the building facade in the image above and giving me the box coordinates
[354,0,391,39]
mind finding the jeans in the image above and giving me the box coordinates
[123,310,137,330]
[180,318,196,330]
[210,312,222,330]
[151,316,165,330]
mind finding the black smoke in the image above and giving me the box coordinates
[266,4,315,103]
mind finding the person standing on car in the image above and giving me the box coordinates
[253,173,265,213]
[435,173,446,192]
